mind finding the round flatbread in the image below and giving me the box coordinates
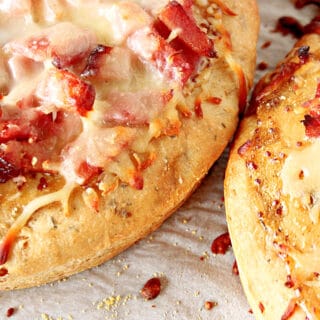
[0,0,258,289]
[225,31,320,319]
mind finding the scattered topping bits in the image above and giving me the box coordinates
[37,176,48,191]
[257,61,268,71]
[294,0,320,8]
[232,260,239,275]
[274,16,304,38]
[281,299,297,320]
[204,301,217,310]
[284,275,295,288]
[261,40,271,49]
[246,161,258,170]
[141,277,161,300]
[259,302,265,313]
[194,97,203,118]
[0,267,8,276]
[6,308,15,317]
[211,232,231,255]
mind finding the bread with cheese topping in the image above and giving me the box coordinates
[0,0,259,289]
[225,32,320,319]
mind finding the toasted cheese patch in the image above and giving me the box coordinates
[281,141,320,224]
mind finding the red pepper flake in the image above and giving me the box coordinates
[37,176,48,191]
[211,232,231,255]
[281,299,297,320]
[0,267,8,277]
[232,260,239,275]
[6,307,15,317]
[259,302,265,313]
[248,309,253,314]
[246,161,258,170]
[257,61,268,71]
[194,97,203,118]
[141,277,161,300]
[261,40,271,49]
[284,275,295,288]
[237,139,252,156]
[206,96,222,105]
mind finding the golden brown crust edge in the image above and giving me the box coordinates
[0,0,259,290]
[225,33,320,320]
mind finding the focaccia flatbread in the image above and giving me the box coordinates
[0,0,258,289]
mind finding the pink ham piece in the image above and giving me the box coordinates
[103,90,173,126]
[81,45,133,81]
[36,68,95,116]
[3,22,97,69]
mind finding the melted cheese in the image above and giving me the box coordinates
[281,141,320,224]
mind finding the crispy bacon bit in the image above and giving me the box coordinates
[37,176,48,191]
[206,96,222,105]
[302,114,320,137]
[237,140,253,156]
[285,275,295,288]
[232,260,239,275]
[261,40,271,49]
[141,277,161,300]
[0,267,8,277]
[77,161,102,184]
[304,16,320,35]
[194,98,203,118]
[281,299,297,320]
[0,158,20,183]
[128,26,198,85]
[274,16,304,38]
[81,45,113,78]
[158,1,215,57]
[6,307,15,317]
[258,61,268,71]
[37,69,95,116]
[294,0,320,8]
[211,232,231,254]
[259,302,265,313]
[246,161,258,170]
[129,172,144,190]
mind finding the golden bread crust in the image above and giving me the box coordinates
[225,33,320,319]
[0,0,259,289]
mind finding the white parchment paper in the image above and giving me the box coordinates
[1,1,318,319]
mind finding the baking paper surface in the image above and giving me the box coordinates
[1,1,318,319]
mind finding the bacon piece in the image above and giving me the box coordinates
[128,26,198,84]
[0,110,82,177]
[36,69,95,116]
[4,22,96,68]
[304,16,320,35]
[0,157,20,183]
[103,90,172,126]
[158,1,215,57]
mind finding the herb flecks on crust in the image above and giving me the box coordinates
[0,1,242,266]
